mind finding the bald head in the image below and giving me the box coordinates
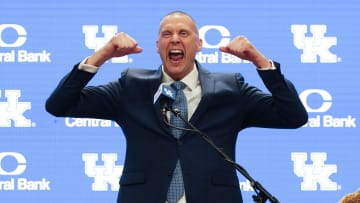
[159,11,199,36]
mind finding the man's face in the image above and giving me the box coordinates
[156,14,202,80]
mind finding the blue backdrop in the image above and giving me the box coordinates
[1,0,359,202]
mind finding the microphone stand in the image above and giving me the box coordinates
[164,106,280,203]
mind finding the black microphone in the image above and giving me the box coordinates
[153,84,176,118]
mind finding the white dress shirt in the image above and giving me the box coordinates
[161,63,202,120]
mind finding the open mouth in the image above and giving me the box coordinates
[168,49,184,62]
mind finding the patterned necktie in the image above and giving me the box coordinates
[167,81,187,203]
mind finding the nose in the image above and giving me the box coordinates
[170,34,180,43]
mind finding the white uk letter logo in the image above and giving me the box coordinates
[82,25,130,63]
[0,90,32,127]
[291,152,338,191]
[82,153,123,191]
[291,25,338,63]
[164,87,174,98]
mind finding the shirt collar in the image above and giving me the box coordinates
[161,63,199,91]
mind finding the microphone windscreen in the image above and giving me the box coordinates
[153,84,176,104]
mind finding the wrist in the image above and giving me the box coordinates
[86,52,109,67]
[254,58,272,69]
[256,60,276,70]
[78,57,101,73]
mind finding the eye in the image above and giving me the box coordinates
[180,31,188,37]
[162,31,172,38]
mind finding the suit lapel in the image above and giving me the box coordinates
[189,63,215,126]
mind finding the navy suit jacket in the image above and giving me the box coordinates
[46,61,308,203]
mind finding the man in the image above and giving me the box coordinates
[46,11,308,203]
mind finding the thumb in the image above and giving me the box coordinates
[219,46,230,53]
[132,46,142,54]
[133,46,143,53]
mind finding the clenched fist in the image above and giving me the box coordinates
[219,36,271,69]
[86,32,142,67]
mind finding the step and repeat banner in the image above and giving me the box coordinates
[1,0,359,202]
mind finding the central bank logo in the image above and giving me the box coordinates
[82,25,132,63]
[82,153,123,191]
[196,25,249,64]
[291,24,339,63]
[0,90,34,127]
[0,24,51,63]
[0,152,26,175]
[299,89,356,128]
[199,25,231,49]
[0,152,51,191]
[291,152,339,191]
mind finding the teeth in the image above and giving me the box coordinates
[169,50,183,54]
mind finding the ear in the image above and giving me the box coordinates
[196,38,203,52]
[156,40,159,53]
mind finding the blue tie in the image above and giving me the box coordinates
[167,81,187,203]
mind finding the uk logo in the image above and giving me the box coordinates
[0,90,33,127]
[291,152,339,191]
[82,153,123,191]
[291,24,339,63]
[164,86,175,98]
[82,25,131,63]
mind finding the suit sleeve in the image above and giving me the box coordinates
[45,63,125,120]
[241,61,308,129]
